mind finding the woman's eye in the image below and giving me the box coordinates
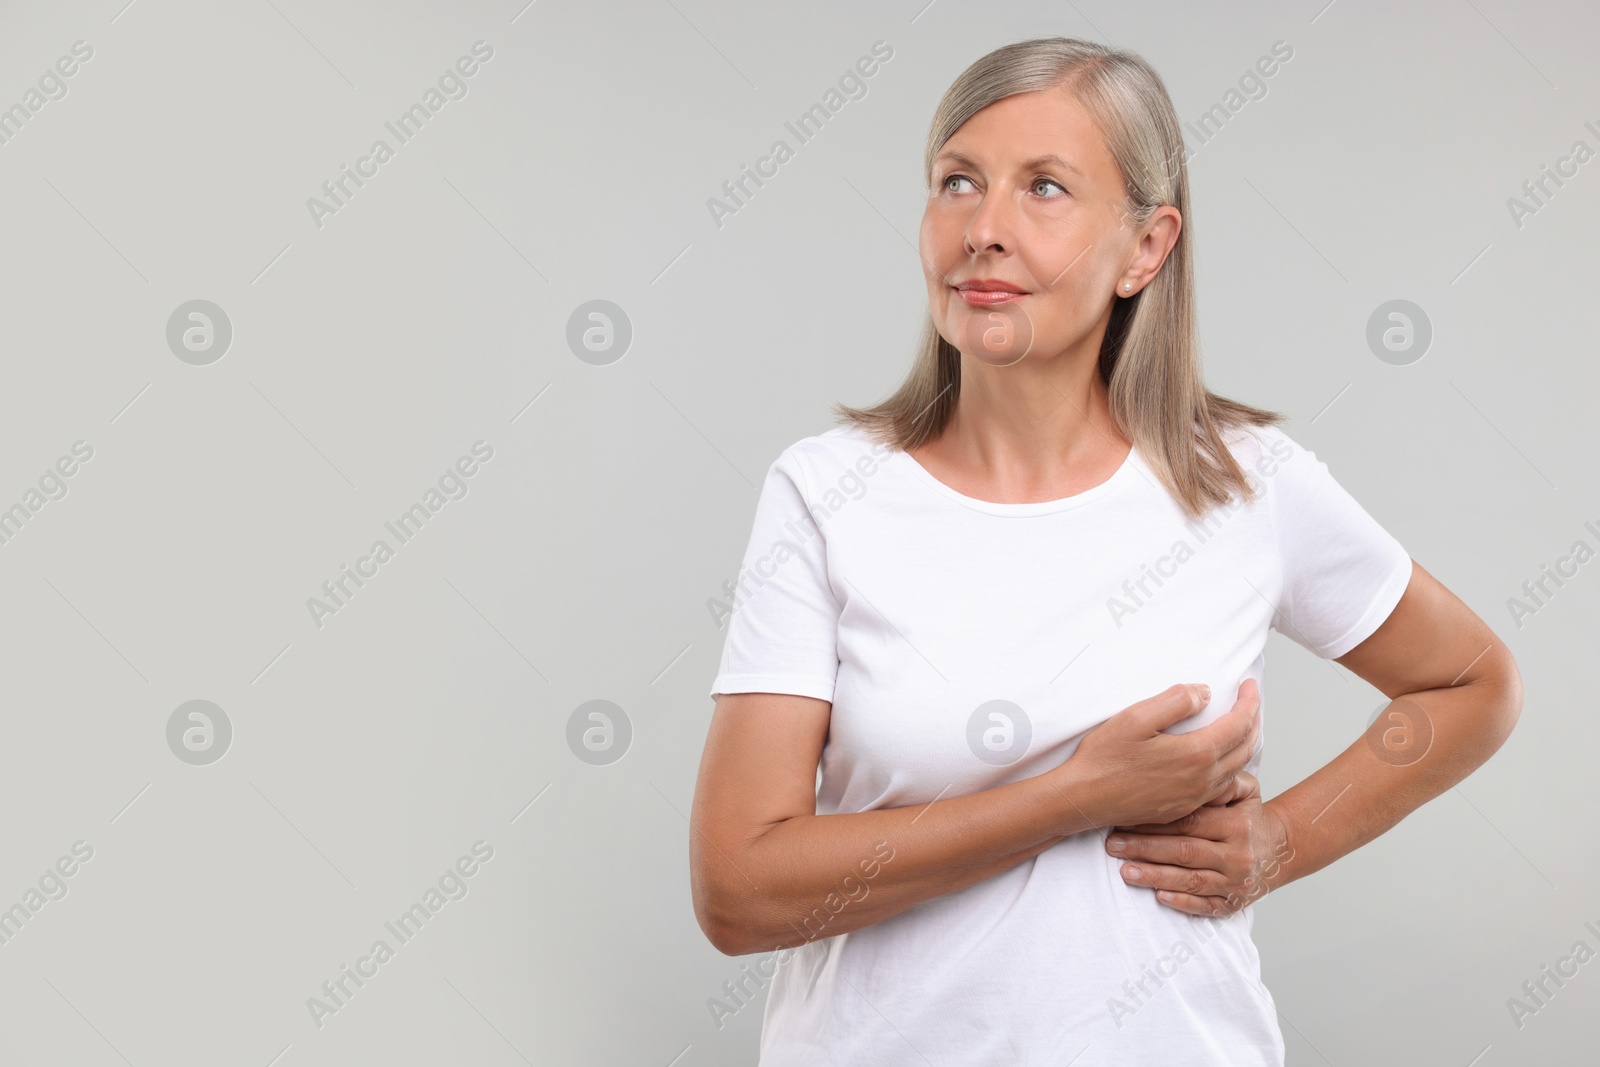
[939,174,1063,198]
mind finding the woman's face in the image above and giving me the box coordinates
[919,85,1167,368]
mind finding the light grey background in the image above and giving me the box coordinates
[0,0,1594,1064]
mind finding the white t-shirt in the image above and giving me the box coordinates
[709,419,1412,1067]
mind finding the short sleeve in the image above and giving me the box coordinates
[1264,428,1413,660]
[709,446,842,702]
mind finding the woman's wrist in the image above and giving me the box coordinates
[1036,760,1109,839]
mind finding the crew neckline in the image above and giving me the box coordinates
[895,436,1145,516]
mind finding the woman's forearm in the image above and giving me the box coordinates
[1261,655,1522,894]
[708,765,1099,956]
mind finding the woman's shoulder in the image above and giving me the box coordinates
[809,420,894,451]
[1215,419,1292,462]
[1214,420,1311,484]
[773,421,898,474]
[1203,421,1309,510]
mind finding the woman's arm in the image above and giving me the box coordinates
[691,690,1087,957]
[1266,559,1523,887]
[690,682,1260,956]
[1104,560,1524,913]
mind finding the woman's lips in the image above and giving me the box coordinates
[955,287,1027,307]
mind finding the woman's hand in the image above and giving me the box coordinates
[1061,679,1261,830]
[1103,770,1294,917]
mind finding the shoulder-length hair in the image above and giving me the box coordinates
[832,36,1284,521]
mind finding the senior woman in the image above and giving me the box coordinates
[690,36,1521,1066]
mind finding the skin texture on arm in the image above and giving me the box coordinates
[689,689,1085,957]
[1104,559,1525,915]
[689,683,1260,956]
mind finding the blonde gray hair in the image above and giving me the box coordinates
[832,36,1283,520]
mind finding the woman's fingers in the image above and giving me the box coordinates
[1113,806,1228,838]
[1115,858,1229,898]
[1192,678,1259,762]
[1205,767,1262,807]
[1151,889,1236,918]
[1107,829,1224,869]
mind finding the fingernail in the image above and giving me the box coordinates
[1201,684,1211,702]
[1123,865,1141,881]
[1106,835,1125,853]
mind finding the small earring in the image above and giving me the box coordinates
[1123,283,1131,291]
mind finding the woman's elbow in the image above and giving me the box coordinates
[1475,642,1524,753]
[694,895,747,956]
[691,851,761,956]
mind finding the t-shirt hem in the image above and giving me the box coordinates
[710,673,836,703]
[1317,551,1413,659]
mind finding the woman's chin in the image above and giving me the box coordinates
[941,302,1036,365]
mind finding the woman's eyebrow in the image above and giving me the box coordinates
[935,150,1084,176]
[1020,153,1084,176]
